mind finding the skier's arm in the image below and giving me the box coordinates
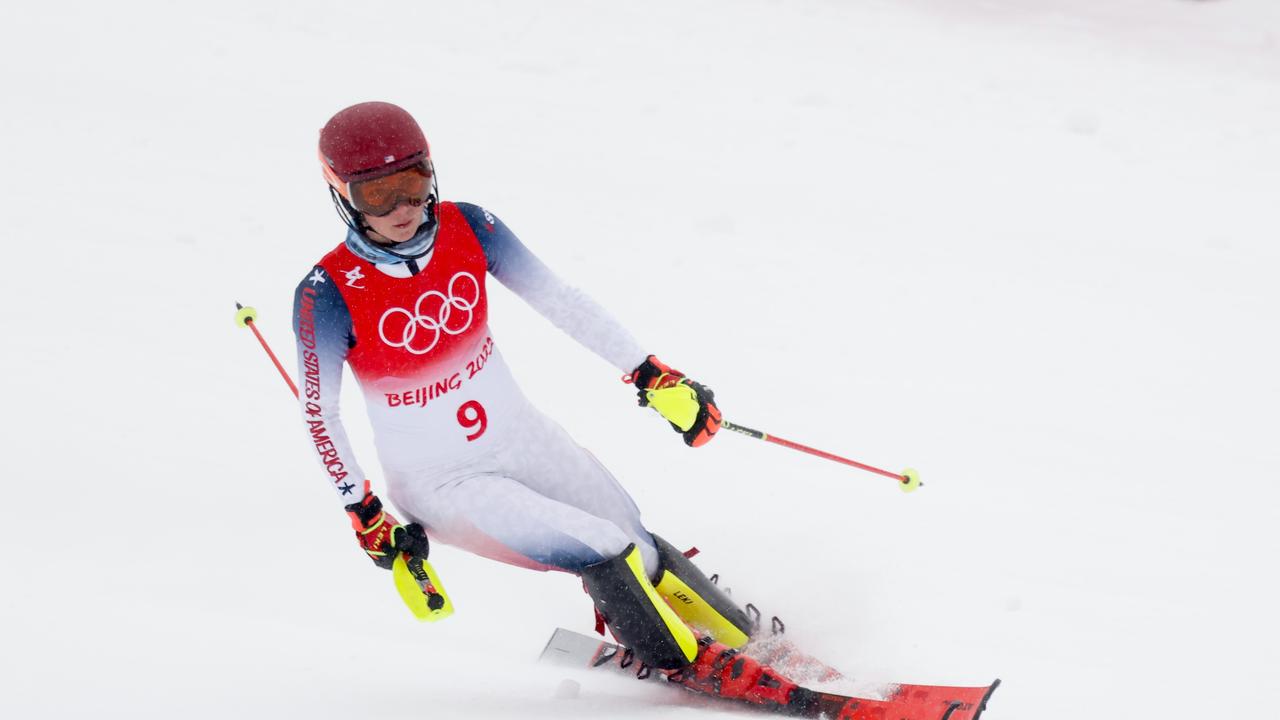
[292,268,368,501]
[456,202,648,373]
[457,203,722,446]
[294,269,430,567]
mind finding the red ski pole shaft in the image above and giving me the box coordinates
[235,302,299,399]
[720,420,921,492]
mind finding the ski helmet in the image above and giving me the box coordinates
[319,101,439,263]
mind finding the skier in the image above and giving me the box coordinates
[295,101,814,712]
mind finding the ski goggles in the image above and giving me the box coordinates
[348,161,434,217]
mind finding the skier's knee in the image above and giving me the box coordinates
[581,543,699,670]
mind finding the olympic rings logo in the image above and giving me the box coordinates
[378,272,480,355]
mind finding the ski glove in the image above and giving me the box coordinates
[629,355,722,447]
[343,491,429,570]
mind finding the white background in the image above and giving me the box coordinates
[3,1,1277,718]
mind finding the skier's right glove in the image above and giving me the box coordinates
[343,491,429,570]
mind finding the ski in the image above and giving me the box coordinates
[540,627,1000,720]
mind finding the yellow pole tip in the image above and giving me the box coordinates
[235,305,258,328]
[899,467,922,493]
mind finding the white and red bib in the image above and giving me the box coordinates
[314,202,526,470]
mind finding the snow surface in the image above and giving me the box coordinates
[4,1,1278,718]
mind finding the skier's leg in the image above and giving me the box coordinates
[388,472,640,573]
[391,471,702,669]
[649,534,754,648]
[489,408,662,575]
[493,410,753,645]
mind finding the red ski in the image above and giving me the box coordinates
[796,682,1001,720]
[540,627,999,720]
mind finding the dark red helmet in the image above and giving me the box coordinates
[319,101,430,190]
[318,102,440,262]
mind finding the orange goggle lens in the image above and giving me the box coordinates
[349,164,433,217]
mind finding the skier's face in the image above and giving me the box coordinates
[364,201,425,244]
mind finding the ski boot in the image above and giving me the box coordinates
[649,535,755,649]
[580,544,821,715]
[581,543,700,670]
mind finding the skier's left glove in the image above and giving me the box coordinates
[344,491,429,570]
[628,355,722,447]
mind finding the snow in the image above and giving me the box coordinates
[4,0,1278,717]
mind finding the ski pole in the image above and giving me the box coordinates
[235,303,299,398]
[720,420,921,493]
[234,302,454,622]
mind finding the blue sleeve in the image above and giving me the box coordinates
[455,202,649,373]
[455,202,541,282]
[292,266,367,502]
